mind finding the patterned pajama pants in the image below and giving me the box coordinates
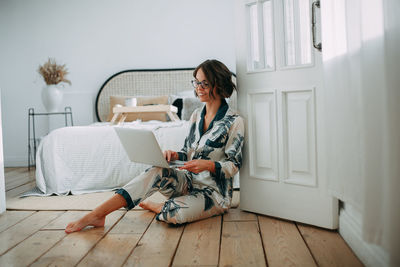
[115,167,229,224]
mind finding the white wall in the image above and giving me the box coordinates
[339,203,389,267]
[0,91,5,213]
[0,0,236,167]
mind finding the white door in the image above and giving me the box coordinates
[235,0,338,229]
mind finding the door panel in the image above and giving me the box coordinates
[248,91,278,181]
[281,89,316,186]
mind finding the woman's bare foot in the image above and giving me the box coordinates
[65,212,105,234]
[139,200,163,214]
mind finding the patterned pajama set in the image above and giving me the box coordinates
[116,99,245,224]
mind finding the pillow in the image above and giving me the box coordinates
[171,98,183,119]
[182,97,204,121]
[137,95,168,106]
[168,90,198,121]
[107,95,169,122]
[176,90,196,98]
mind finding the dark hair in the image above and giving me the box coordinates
[193,59,236,99]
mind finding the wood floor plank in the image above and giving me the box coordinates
[0,230,65,266]
[4,167,29,175]
[123,219,185,267]
[5,181,36,198]
[0,211,64,256]
[30,210,125,267]
[297,223,364,267]
[5,172,35,191]
[4,169,18,176]
[172,216,221,267]
[5,167,34,178]
[107,210,155,234]
[4,167,19,174]
[223,208,257,222]
[42,211,91,230]
[258,215,317,267]
[77,211,154,267]
[0,210,35,233]
[6,178,34,192]
[219,221,266,267]
[78,234,142,267]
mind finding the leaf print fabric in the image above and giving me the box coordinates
[116,99,244,224]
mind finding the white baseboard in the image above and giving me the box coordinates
[339,204,389,267]
[4,156,28,167]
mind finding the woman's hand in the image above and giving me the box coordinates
[179,160,215,174]
[163,150,178,162]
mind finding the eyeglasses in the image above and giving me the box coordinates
[191,80,210,89]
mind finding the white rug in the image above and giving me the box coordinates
[6,190,239,211]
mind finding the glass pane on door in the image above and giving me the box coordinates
[248,3,261,69]
[283,0,312,67]
[262,0,274,69]
[246,0,275,71]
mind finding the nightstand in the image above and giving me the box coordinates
[28,107,74,169]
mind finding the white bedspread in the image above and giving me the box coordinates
[32,121,191,196]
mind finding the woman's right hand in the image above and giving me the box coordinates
[163,150,178,162]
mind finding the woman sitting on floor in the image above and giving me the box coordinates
[65,59,244,233]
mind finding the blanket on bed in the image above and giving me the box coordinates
[23,121,190,197]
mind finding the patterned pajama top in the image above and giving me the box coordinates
[177,99,245,205]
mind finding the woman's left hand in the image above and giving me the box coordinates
[179,159,215,174]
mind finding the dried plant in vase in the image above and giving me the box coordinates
[38,58,71,86]
[38,58,71,112]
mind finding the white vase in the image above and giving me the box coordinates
[41,84,63,112]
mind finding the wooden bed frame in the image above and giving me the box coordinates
[95,68,237,122]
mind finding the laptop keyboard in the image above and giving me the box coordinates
[168,160,186,167]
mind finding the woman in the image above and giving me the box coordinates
[65,59,244,233]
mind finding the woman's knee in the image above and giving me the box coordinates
[155,200,187,224]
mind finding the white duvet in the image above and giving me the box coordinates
[32,121,191,196]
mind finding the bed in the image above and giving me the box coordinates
[24,68,238,197]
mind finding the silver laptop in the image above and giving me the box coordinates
[114,127,186,168]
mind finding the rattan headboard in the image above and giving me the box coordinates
[95,68,237,122]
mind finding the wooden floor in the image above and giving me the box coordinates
[1,167,364,267]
